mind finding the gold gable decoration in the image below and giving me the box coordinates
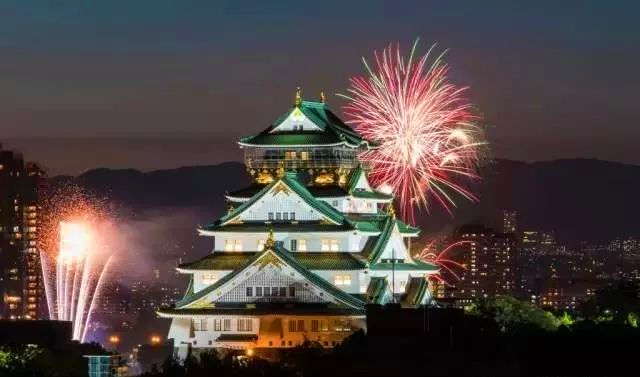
[253,251,285,271]
[271,182,291,196]
[256,171,274,184]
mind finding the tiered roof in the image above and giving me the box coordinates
[239,100,373,148]
[173,241,366,310]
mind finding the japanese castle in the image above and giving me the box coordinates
[158,90,438,358]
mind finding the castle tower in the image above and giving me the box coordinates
[158,91,438,358]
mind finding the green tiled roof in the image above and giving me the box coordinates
[401,277,429,307]
[345,213,419,235]
[158,304,365,317]
[176,242,366,310]
[368,260,439,271]
[179,251,366,271]
[290,252,366,270]
[239,101,373,148]
[214,173,345,227]
[350,190,393,200]
[179,253,257,270]
[362,216,395,263]
[227,185,350,200]
[365,277,390,304]
[347,165,366,192]
[201,222,355,233]
[345,166,392,201]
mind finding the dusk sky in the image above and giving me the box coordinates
[1,1,638,175]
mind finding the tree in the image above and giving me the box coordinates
[467,295,559,332]
[578,281,640,324]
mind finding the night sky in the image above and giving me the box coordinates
[1,1,638,175]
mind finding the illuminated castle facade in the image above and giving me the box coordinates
[158,91,438,358]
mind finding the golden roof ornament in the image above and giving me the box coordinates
[387,203,396,219]
[320,91,326,104]
[295,87,302,106]
[264,228,275,249]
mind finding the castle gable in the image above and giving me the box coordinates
[177,243,365,310]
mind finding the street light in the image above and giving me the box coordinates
[150,335,162,345]
[108,335,120,345]
[246,348,254,357]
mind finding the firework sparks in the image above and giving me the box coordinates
[39,185,114,342]
[341,39,487,223]
[417,239,469,286]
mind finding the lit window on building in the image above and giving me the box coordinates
[192,319,207,331]
[202,274,217,285]
[224,239,242,251]
[334,319,351,332]
[321,239,339,252]
[334,275,352,286]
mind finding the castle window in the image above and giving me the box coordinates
[334,275,352,286]
[271,287,279,296]
[214,319,222,331]
[276,212,281,221]
[332,200,339,207]
[268,212,274,221]
[279,287,287,296]
[300,151,309,160]
[289,286,296,297]
[321,239,339,252]
[246,287,253,297]
[291,239,297,251]
[334,319,351,332]
[223,319,231,331]
[238,319,252,332]
[224,239,242,251]
[256,287,263,296]
[288,320,296,332]
[311,320,319,332]
[263,286,271,297]
[297,320,305,332]
[192,319,207,331]
[202,274,217,285]
[283,212,289,220]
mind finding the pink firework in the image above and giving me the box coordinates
[342,39,486,223]
[418,240,470,286]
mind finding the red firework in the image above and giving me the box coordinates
[418,240,470,286]
[342,39,486,223]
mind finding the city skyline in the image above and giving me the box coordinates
[1,1,639,175]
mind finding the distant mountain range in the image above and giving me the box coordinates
[50,159,640,245]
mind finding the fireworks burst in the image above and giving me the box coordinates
[417,239,469,286]
[39,185,114,342]
[341,39,487,223]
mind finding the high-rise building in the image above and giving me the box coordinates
[455,224,516,300]
[0,145,45,319]
[158,92,438,358]
[502,210,517,234]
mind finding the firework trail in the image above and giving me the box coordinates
[342,39,487,223]
[417,239,469,286]
[39,185,114,342]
